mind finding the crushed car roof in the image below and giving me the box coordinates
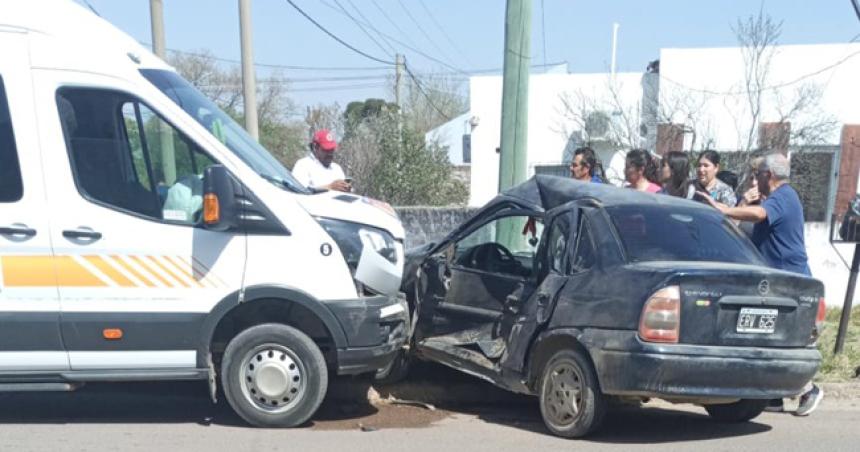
[494,175,713,212]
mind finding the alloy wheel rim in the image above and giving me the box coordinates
[543,359,585,428]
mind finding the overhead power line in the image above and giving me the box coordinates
[332,0,395,58]
[345,0,398,55]
[417,0,471,66]
[317,0,468,75]
[397,0,458,69]
[370,0,420,50]
[157,45,390,71]
[661,43,860,96]
[403,60,452,121]
[283,0,396,65]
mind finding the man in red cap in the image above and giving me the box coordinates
[292,129,351,192]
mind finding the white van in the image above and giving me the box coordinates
[0,0,408,427]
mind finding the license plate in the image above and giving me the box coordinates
[736,308,778,334]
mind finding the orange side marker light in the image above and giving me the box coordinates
[103,328,123,340]
[203,193,220,224]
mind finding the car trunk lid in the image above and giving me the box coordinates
[674,265,823,348]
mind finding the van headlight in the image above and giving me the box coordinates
[317,218,398,272]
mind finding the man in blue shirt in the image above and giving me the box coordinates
[569,147,606,183]
[701,153,821,416]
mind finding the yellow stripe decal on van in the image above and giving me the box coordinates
[84,256,136,288]
[129,255,172,287]
[54,256,108,287]
[163,256,206,288]
[111,255,157,288]
[147,256,190,288]
[1,256,57,287]
[0,255,224,289]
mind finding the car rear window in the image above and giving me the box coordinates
[606,204,764,265]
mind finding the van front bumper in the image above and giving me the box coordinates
[324,295,409,375]
[586,330,821,400]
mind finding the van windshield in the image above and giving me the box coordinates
[140,69,309,194]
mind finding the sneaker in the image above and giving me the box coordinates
[795,385,823,416]
[763,398,784,413]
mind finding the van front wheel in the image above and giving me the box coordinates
[222,323,328,427]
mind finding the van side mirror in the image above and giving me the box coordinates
[202,165,239,232]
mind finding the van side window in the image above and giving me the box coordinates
[57,88,217,224]
[0,76,23,203]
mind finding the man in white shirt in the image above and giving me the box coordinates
[292,129,351,192]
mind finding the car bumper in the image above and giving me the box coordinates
[324,295,409,375]
[587,330,821,400]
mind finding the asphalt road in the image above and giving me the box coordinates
[0,380,858,452]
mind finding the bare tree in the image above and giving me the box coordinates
[734,9,782,152]
[397,72,468,135]
[730,10,837,155]
[167,50,306,168]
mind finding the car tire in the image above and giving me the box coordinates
[374,348,411,385]
[538,349,606,438]
[704,399,768,423]
[221,323,328,428]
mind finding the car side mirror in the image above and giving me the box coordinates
[202,164,239,232]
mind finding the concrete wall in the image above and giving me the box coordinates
[807,222,860,307]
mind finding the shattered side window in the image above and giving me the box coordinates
[547,215,571,274]
[571,219,596,272]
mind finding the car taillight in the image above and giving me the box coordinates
[638,286,680,343]
[816,297,826,329]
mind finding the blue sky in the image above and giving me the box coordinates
[82,0,858,108]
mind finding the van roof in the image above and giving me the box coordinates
[0,0,171,73]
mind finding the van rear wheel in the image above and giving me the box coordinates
[538,349,606,438]
[704,399,768,423]
[222,323,328,427]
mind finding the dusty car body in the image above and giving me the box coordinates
[402,175,825,438]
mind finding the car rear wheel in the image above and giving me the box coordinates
[538,349,606,438]
[222,323,328,427]
[704,399,768,423]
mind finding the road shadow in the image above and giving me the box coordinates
[376,361,773,443]
[0,377,380,428]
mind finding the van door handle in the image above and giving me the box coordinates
[63,228,102,240]
[0,224,37,237]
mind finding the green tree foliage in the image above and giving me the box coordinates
[167,51,467,206]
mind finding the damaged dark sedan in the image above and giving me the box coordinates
[397,175,825,438]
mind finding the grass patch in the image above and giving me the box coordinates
[817,307,860,381]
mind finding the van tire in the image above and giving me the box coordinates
[538,349,606,438]
[704,399,768,423]
[221,323,328,428]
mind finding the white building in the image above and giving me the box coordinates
[432,42,860,208]
[428,42,860,307]
[656,43,860,151]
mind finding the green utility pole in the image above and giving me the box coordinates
[497,0,532,251]
[498,0,531,192]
